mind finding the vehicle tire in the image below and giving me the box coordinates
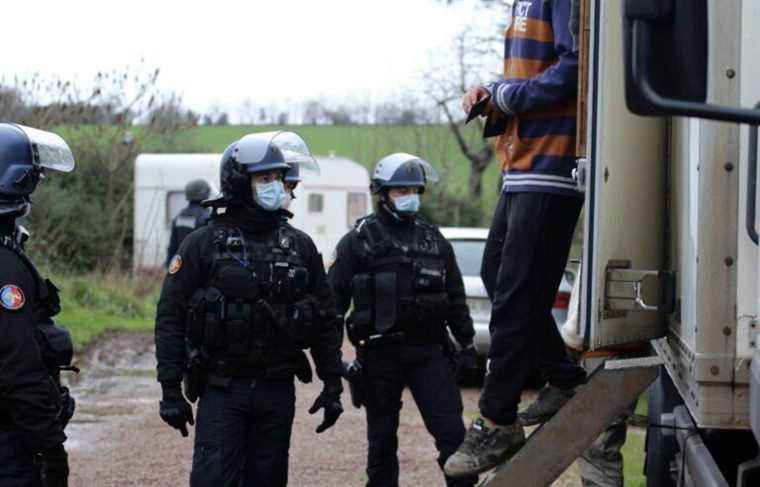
[645,366,681,487]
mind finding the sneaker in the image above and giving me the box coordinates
[518,385,575,426]
[444,417,526,477]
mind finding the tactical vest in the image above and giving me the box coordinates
[348,214,449,346]
[186,222,312,377]
[0,233,76,430]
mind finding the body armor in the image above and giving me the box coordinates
[0,234,76,429]
[347,215,449,347]
[186,222,314,381]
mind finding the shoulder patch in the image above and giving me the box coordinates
[0,284,25,311]
[168,255,183,274]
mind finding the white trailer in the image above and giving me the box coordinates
[133,153,372,272]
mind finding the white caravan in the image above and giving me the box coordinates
[133,153,372,272]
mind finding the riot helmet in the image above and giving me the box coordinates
[215,131,318,207]
[185,179,211,203]
[370,153,439,195]
[0,124,75,217]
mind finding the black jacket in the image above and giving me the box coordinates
[328,207,475,347]
[0,219,66,452]
[155,205,343,390]
[166,202,210,266]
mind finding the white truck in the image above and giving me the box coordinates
[482,1,760,486]
[132,153,372,272]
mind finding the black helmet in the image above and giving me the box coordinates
[0,124,75,216]
[284,162,301,186]
[185,179,211,203]
[215,131,318,205]
[370,153,439,195]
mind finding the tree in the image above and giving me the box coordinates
[423,25,502,198]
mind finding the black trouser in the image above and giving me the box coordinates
[479,192,587,425]
[0,430,42,487]
[363,344,477,487]
[190,377,296,487]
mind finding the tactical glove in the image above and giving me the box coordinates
[457,344,480,380]
[38,444,69,487]
[159,386,194,437]
[341,360,365,409]
[308,382,343,433]
[58,386,76,428]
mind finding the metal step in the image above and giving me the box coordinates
[479,356,662,487]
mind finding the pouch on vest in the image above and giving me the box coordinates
[35,322,74,370]
[374,272,397,334]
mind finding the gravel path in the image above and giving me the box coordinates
[65,331,585,487]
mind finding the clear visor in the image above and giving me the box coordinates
[270,131,320,179]
[235,131,320,179]
[15,125,75,172]
[382,153,439,184]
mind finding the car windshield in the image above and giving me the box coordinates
[449,239,485,277]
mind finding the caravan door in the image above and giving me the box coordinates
[581,0,668,350]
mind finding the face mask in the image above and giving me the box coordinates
[392,194,420,213]
[254,180,286,211]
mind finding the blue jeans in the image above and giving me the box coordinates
[0,430,42,487]
[190,378,296,487]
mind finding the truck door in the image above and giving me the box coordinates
[580,0,669,350]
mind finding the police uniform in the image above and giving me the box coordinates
[154,131,343,487]
[0,124,77,487]
[329,153,478,487]
[166,203,209,266]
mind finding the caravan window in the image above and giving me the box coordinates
[166,191,187,226]
[308,194,324,213]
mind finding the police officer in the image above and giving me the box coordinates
[0,124,77,487]
[165,179,211,266]
[154,131,344,487]
[328,153,479,487]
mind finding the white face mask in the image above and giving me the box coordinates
[253,180,286,211]
[392,193,421,213]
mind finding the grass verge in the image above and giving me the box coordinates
[49,271,161,347]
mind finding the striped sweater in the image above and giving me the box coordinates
[489,0,580,196]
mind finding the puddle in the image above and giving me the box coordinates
[64,330,160,453]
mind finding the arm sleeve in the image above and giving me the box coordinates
[166,219,179,267]
[442,240,475,347]
[327,234,357,318]
[0,258,66,452]
[491,0,578,115]
[154,230,208,389]
[304,241,343,388]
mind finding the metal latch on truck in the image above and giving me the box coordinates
[604,260,675,314]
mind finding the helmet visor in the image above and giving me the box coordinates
[15,125,75,172]
[378,153,439,185]
[270,131,320,179]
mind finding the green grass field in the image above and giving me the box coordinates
[51,270,160,346]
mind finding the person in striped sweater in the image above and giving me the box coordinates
[445,0,587,477]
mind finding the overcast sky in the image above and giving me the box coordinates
[3,0,505,117]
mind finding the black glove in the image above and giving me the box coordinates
[159,386,194,437]
[58,387,76,428]
[308,382,343,433]
[458,344,480,379]
[38,444,69,487]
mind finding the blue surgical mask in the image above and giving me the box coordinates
[392,194,420,213]
[254,180,286,211]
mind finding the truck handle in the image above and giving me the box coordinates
[747,102,760,245]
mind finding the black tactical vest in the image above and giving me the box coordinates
[0,232,75,428]
[348,214,449,346]
[187,222,311,375]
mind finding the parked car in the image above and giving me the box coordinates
[440,227,578,381]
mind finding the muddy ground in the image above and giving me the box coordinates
[64,331,631,487]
